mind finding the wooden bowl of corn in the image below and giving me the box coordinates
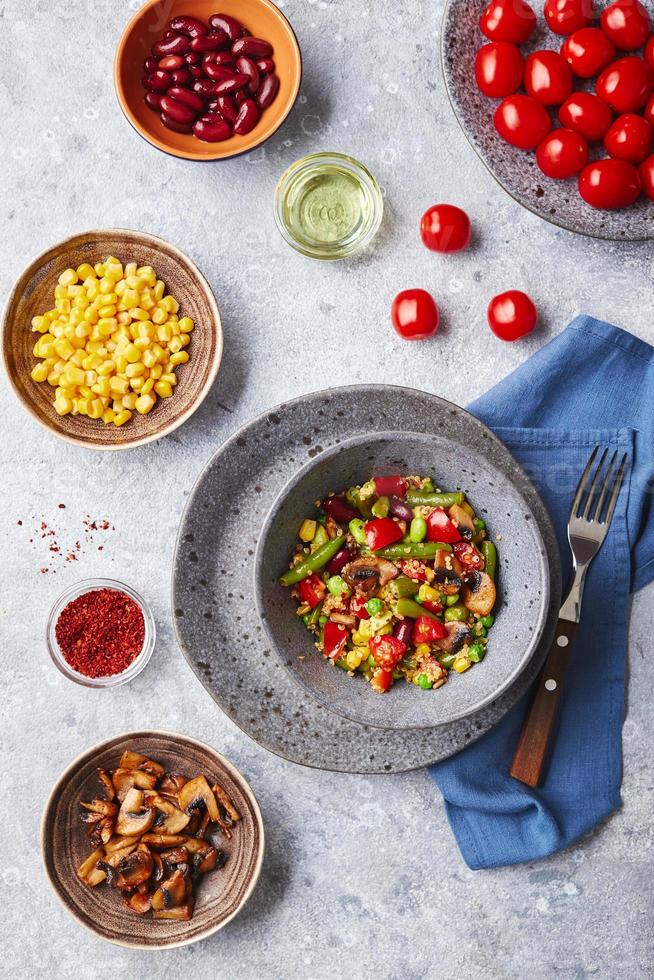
[1,229,223,450]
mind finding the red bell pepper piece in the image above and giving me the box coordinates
[350,595,370,620]
[323,621,348,660]
[452,541,483,570]
[364,517,404,551]
[297,574,326,609]
[426,507,462,544]
[396,559,431,582]
[370,667,394,693]
[369,634,407,670]
[421,599,443,615]
[412,615,448,645]
[373,475,407,498]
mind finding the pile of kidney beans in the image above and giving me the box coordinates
[141,13,279,143]
[475,0,654,209]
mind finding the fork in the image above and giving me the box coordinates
[510,446,628,788]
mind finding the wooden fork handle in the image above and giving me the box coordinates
[510,619,578,788]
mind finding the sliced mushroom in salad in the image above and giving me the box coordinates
[280,475,498,693]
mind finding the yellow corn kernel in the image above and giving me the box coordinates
[54,395,73,415]
[149,364,163,380]
[67,284,84,298]
[346,650,363,670]
[415,643,431,658]
[135,393,156,414]
[129,307,150,321]
[84,370,98,386]
[418,584,441,605]
[159,294,179,314]
[97,318,118,336]
[135,320,154,338]
[104,262,123,282]
[152,380,172,399]
[70,349,86,367]
[139,292,155,311]
[140,378,154,396]
[58,268,78,287]
[169,351,189,366]
[74,322,92,339]
[53,337,75,360]
[87,398,104,420]
[78,385,92,399]
[46,371,60,386]
[117,311,131,325]
[133,337,150,351]
[124,262,137,277]
[97,359,115,376]
[154,280,165,300]
[113,409,132,427]
[83,307,99,325]
[103,409,116,425]
[125,361,145,378]
[122,392,137,410]
[178,316,194,333]
[452,655,472,674]
[109,376,129,395]
[31,363,49,382]
[55,298,71,314]
[151,306,166,325]
[114,355,127,374]
[352,630,371,647]
[31,315,47,333]
[77,398,92,415]
[98,277,114,295]
[129,376,145,392]
[156,322,172,343]
[34,336,55,358]
[167,336,183,354]
[123,343,140,363]
[160,371,177,385]
[98,304,117,318]
[92,378,111,397]
[140,348,157,369]
[76,263,95,280]
[299,519,316,542]
[179,333,191,348]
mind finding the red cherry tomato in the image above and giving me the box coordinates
[604,112,653,162]
[487,290,538,341]
[364,518,404,551]
[323,621,348,660]
[494,94,552,149]
[596,56,654,112]
[452,541,484,570]
[646,35,654,70]
[391,289,439,340]
[475,41,523,97]
[419,204,471,253]
[373,476,407,498]
[638,152,654,198]
[412,616,448,646]
[561,28,616,78]
[599,0,651,51]
[644,92,654,126]
[426,508,462,544]
[479,0,537,43]
[536,128,589,177]
[297,574,326,609]
[369,634,407,670]
[559,91,614,140]
[525,50,573,105]
[578,158,641,207]
[544,0,594,35]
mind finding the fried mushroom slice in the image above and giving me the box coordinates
[343,557,399,597]
[114,847,154,891]
[77,847,105,884]
[140,833,189,850]
[111,768,158,801]
[118,751,165,779]
[115,787,155,837]
[80,799,119,818]
[448,503,475,540]
[159,772,187,796]
[212,783,241,823]
[152,898,194,920]
[148,795,191,835]
[97,769,115,801]
[461,571,496,617]
[434,621,473,655]
[126,889,153,914]
[178,776,220,822]
[151,868,188,911]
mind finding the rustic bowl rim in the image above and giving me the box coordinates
[1,228,223,451]
[114,0,302,162]
[40,728,265,950]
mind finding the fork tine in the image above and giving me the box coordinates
[592,450,617,522]
[601,453,628,526]
[581,447,608,520]
[570,445,599,520]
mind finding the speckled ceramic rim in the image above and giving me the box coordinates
[46,578,156,688]
[40,729,265,950]
[0,228,224,450]
[254,430,551,729]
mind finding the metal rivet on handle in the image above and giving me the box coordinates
[545,679,557,691]
[557,635,569,647]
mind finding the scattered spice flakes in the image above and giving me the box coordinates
[18,509,117,573]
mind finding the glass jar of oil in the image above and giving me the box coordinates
[274,152,384,260]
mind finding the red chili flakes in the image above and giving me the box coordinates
[55,588,145,678]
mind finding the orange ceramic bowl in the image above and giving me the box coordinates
[115,0,301,161]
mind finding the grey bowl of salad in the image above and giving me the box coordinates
[254,430,551,731]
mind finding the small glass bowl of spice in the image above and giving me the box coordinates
[47,579,155,687]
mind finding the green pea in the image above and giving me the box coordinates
[444,604,467,623]
[327,575,350,597]
[473,518,486,532]
[349,518,367,545]
[371,495,389,518]
[409,516,427,543]
[437,652,457,668]
[416,673,433,689]
[318,615,328,626]
[468,643,486,663]
[481,614,495,628]
[445,593,460,607]
[366,597,384,616]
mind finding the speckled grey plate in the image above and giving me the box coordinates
[255,431,550,731]
[172,385,561,773]
[442,0,654,241]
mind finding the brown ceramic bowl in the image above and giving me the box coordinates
[41,730,264,949]
[2,229,223,450]
[115,0,302,161]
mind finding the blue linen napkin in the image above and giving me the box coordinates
[429,315,654,870]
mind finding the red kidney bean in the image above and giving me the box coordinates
[214,93,238,122]
[211,73,250,94]
[169,15,208,37]
[256,72,279,108]
[166,86,205,112]
[389,497,414,522]
[160,111,193,134]
[323,496,359,523]
[159,95,197,124]
[205,49,234,65]
[165,29,177,39]
[208,13,245,41]
[190,30,229,52]
[232,36,273,58]
[144,91,164,111]
[170,68,192,85]
[234,55,259,93]
[234,88,248,104]
[326,548,350,575]
[188,65,203,79]
[255,58,275,74]
[158,55,184,70]
[234,97,259,134]
[193,115,233,141]
[184,52,201,65]
[143,70,172,92]
[154,34,190,57]
[394,620,413,647]
[193,78,218,96]
[144,56,159,72]
[203,61,235,81]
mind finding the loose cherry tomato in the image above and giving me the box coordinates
[559,91,614,140]
[536,128,589,177]
[525,50,574,105]
[646,35,654,70]
[604,112,653,162]
[578,158,641,207]
[364,517,404,551]
[391,289,439,340]
[370,667,394,693]
[487,290,538,341]
[369,634,407,670]
[412,616,448,646]
[420,204,471,253]
[561,28,616,78]
[297,574,326,609]
[494,94,552,149]
[638,152,654,198]
[474,41,523,98]
[600,0,651,51]
[426,508,462,544]
[479,0,537,43]
[644,92,654,126]
[596,56,654,112]
[544,0,594,35]
[452,541,484,570]
[373,476,407,498]
[323,621,348,660]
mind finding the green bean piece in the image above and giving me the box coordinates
[327,575,350,597]
[474,518,486,532]
[417,673,433,690]
[444,604,468,623]
[304,603,323,630]
[280,535,346,585]
[480,614,495,628]
[468,643,486,663]
[349,518,367,545]
[481,540,497,580]
[405,490,465,508]
[386,575,420,600]
[394,597,439,620]
[311,525,329,551]
[371,495,390,518]
[374,541,452,560]
[366,597,385,615]
[437,652,457,668]
[445,593,460,607]
[409,516,427,543]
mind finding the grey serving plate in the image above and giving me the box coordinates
[442,0,654,241]
[172,385,561,773]
[255,431,550,731]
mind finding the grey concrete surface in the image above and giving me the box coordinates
[1,1,652,977]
